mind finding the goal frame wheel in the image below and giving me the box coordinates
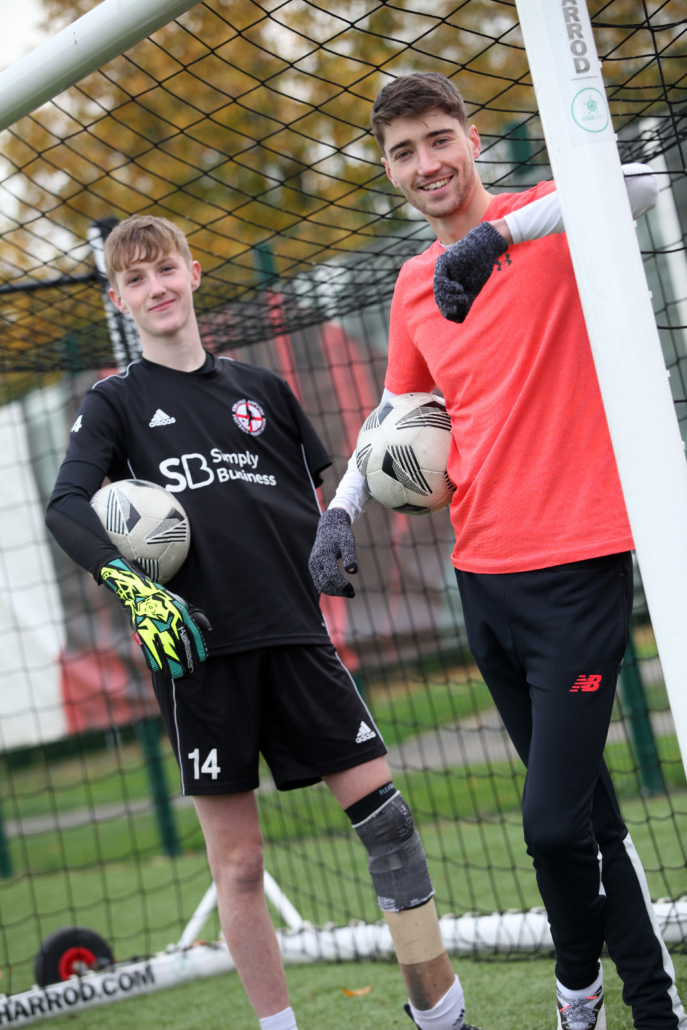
[34,926,114,987]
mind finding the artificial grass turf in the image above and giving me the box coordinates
[0,624,669,827]
[3,792,687,996]
[32,953,687,1030]
[6,730,685,877]
[2,656,685,1000]
[0,674,494,825]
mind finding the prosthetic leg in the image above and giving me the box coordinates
[346,783,482,1030]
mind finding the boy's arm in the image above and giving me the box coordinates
[46,389,127,577]
[280,378,332,487]
[46,459,122,576]
[46,390,210,680]
[327,451,374,524]
[435,162,658,323]
[327,386,398,523]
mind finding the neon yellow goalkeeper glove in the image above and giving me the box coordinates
[100,558,210,679]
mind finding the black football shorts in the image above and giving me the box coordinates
[152,643,387,795]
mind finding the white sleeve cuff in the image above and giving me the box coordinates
[327,389,400,523]
[504,192,563,245]
[328,451,373,523]
[622,162,658,219]
[329,387,407,523]
[502,163,657,245]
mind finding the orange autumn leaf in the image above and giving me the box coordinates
[342,985,372,997]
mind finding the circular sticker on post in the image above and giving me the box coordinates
[571,88,609,134]
[232,399,266,436]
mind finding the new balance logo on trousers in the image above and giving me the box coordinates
[570,675,602,692]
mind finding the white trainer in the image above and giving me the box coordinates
[556,982,606,1030]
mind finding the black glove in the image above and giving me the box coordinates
[308,508,358,599]
[100,557,211,679]
[433,221,508,323]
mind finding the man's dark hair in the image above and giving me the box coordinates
[370,73,469,152]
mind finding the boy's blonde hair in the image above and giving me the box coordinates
[104,214,192,288]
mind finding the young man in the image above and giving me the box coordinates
[310,73,685,1030]
[46,214,480,1030]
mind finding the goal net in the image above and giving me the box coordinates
[0,0,685,1009]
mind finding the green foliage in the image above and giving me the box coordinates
[0,0,536,369]
[1,0,683,372]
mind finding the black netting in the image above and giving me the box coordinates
[0,0,679,372]
[0,0,685,1002]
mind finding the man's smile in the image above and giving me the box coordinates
[418,176,452,192]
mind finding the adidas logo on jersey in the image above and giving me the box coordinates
[149,409,176,428]
[355,721,377,744]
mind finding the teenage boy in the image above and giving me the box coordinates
[310,72,685,1030]
[46,214,482,1030]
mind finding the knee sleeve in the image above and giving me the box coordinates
[351,790,434,913]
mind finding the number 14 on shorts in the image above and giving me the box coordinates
[188,748,221,780]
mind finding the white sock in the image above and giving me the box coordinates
[409,975,465,1030]
[259,1007,297,1030]
[558,963,603,1000]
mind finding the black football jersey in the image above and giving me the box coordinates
[62,354,332,654]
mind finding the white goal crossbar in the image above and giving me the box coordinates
[0,0,201,134]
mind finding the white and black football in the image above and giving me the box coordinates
[91,479,190,584]
[356,392,455,515]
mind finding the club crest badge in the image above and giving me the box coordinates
[232,399,266,436]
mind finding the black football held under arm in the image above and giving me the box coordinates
[46,460,121,578]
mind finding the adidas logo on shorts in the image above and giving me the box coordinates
[149,409,176,428]
[355,720,376,744]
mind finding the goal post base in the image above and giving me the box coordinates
[7,904,687,1026]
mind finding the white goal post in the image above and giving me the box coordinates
[515,0,687,774]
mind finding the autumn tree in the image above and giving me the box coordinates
[0,2,533,276]
[0,0,682,369]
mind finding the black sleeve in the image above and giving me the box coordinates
[46,386,129,579]
[46,461,122,578]
[280,380,332,487]
[63,387,129,473]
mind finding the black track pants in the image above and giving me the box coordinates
[455,553,685,1030]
